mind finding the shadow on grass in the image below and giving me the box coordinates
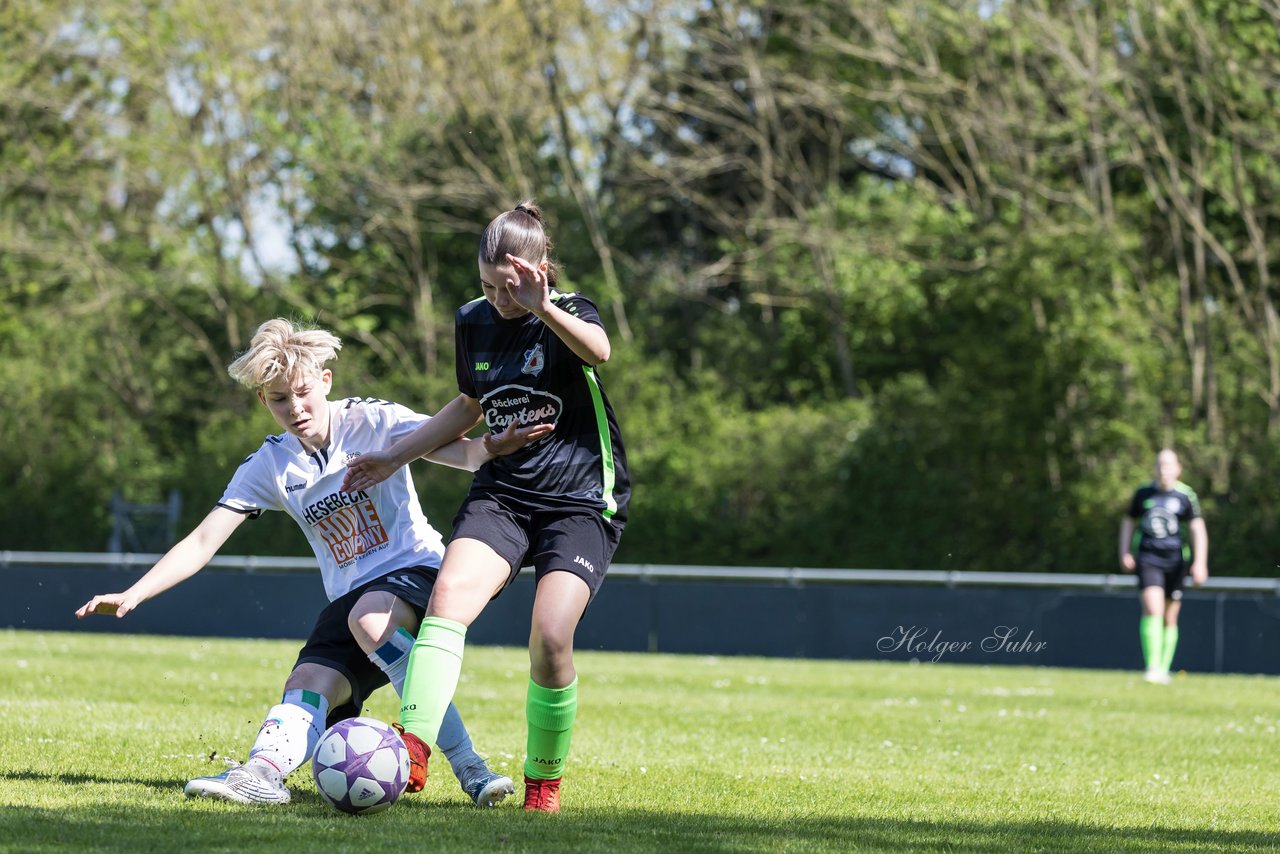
[0,793,1277,853]
[0,769,483,811]
[0,769,178,793]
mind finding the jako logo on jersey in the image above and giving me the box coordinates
[521,343,545,377]
[574,555,595,573]
[285,481,306,493]
[475,360,490,371]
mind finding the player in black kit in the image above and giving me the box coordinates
[342,200,629,812]
[1119,449,1209,684]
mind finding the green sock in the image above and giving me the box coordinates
[400,616,467,745]
[1160,624,1179,674]
[1140,615,1164,672]
[524,677,577,781]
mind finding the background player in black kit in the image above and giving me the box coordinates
[342,200,629,812]
[1119,448,1209,684]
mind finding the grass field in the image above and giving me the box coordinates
[1,629,1277,852]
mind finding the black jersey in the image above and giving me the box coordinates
[454,290,630,523]
[1127,481,1202,571]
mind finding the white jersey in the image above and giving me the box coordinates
[217,397,447,601]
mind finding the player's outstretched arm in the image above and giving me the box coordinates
[343,394,483,491]
[74,507,246,619]
[424,421,556,472]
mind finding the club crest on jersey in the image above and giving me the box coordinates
[521,343,545,377]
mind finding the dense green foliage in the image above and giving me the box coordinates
[3,629,1279,852]
[3,1,1278,573]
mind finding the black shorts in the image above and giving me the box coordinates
[1136,561,1186,600]
[293,565,437,727]
[449,492,624,602]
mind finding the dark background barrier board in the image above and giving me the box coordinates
[7,563,1278,675]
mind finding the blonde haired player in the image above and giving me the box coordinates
[77,318,550,806]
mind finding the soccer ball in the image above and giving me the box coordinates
[311,716,410,815]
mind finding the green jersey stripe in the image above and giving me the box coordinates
[582,365,617,519]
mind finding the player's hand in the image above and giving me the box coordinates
[75,593,140,619]
[504,253,552,315]
[342,450,399,493]
[1191,563,1208,586]
[1120,553,1136,572]
[483,421,555,457]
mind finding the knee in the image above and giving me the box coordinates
[429,572,463,608]
[347,595,395,651]
[346,612,374,651]
[530,622,575,668]
[426,574,484,624]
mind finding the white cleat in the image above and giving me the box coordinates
[1143,669,1171,685]
[184,759,290,805]
[462,768,515,808]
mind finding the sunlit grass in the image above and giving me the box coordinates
[1,629,1277,852]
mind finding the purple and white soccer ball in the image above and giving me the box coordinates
[311,716,410,815]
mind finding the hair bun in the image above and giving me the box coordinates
[513,200,543,222]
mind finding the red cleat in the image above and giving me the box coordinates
[392,723,431,793]
[522,775,562,813]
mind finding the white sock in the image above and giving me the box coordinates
[370,627,486,780]
[246,689,328,778]
[369,627,415,695]
[437,703,486,779]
